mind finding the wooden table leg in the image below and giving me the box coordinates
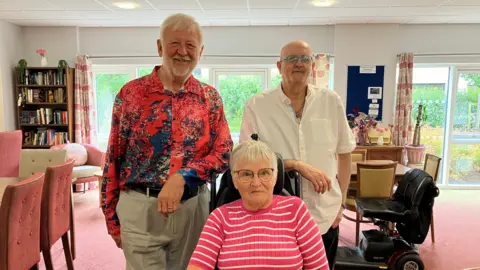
[70,185,76,260]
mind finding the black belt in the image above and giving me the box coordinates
[131,184,204,201]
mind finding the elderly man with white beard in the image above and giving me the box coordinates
[101,13,233,270]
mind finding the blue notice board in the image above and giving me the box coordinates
[346,66,385,121]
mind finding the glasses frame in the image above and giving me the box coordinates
[233,168,275,183]
[280,55,314,64]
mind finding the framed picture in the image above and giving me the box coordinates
[368,87,382,99]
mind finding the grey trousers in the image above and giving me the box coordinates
[116,185,209,270]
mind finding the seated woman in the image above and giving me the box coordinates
[187,140,329,270]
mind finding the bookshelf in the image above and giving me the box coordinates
[15,67,75,148]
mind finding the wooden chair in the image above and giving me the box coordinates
[351,149,367,162]
[348,149,368,197]
[0,130,22,177]
[40,159,75,270]
[423,154,441,243]
[343,162,397,246]
[0,173,45,270]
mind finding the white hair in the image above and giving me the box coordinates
[160,13,203,44]
[229,140,278,171]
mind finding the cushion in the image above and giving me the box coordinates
[64,144,88,166]
[73,165,101,179]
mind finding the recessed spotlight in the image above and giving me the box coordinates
[312,0,334,7]
[113,2,138,9]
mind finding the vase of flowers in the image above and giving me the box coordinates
[348,107,378,145]
[36,48,47,67]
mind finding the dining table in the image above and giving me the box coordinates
[351,160,412,183]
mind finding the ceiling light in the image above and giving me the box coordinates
[312,0,334,7]
[113,2,138,9]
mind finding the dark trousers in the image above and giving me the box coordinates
[322,226,339,270]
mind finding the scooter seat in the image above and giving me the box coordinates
[356,198,406,223]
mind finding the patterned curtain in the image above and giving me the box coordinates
[74,55,97,145]
[393,53,414,147]
[310,53,330,89]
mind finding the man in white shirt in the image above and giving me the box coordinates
[239,40,356,269]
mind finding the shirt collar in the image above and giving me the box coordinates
[147,65,203,96]
[276,83,315,105]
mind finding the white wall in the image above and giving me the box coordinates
[22,26,79,67]
[79,26,335,58]
[0,21,24,131]
[2,22,480,128]
[334,24,400,124]
[333,24,480,124]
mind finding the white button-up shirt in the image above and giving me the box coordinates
[239,84,356,234]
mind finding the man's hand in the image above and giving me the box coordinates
[331,206,343,228]
[296,161,332,193]
[158,173,185,217]
[112,234,122,249]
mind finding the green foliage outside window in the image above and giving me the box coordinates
[414,74,480,184]
[217,75,263,133]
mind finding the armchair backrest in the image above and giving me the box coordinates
[19,149,67,178]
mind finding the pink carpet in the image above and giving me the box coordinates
[40,189,480,270]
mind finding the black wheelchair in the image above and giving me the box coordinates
[335,168,440,270]
[208,152,303,212]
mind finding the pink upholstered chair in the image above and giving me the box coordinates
[50,143,105,192]
[40,159,75,270]
[0,130,22,177]
[0,172,45,270]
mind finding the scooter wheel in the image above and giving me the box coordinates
[395,253,424,270]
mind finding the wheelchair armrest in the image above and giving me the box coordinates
[209,172,218,213]
[285,170,302,198]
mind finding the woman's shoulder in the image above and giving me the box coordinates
[274,195,305,208]
[212,199,243,215]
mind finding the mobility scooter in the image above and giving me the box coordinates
[335,168,440,270]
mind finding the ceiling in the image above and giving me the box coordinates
[0,0,479,27]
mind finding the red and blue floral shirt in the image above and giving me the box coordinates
[101,66,233,236]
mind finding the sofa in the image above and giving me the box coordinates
[50,144,105,192]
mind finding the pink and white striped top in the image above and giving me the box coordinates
[188,195,330,270]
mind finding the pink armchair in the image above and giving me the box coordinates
[0,130,22,177]
[50,143,105,192]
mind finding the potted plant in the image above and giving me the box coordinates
[405,104,428,164]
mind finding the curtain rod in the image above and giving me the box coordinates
[86,54,282,59]
[86,54,335,59]
[397,53,480,57]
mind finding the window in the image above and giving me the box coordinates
[411,66,450,184]
[213,69,268,145]
[94,64,334,151]
[94,68,136,150]
[398,64,480,187]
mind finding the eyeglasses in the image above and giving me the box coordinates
[233,168,275,183]
[280,55,314,64]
